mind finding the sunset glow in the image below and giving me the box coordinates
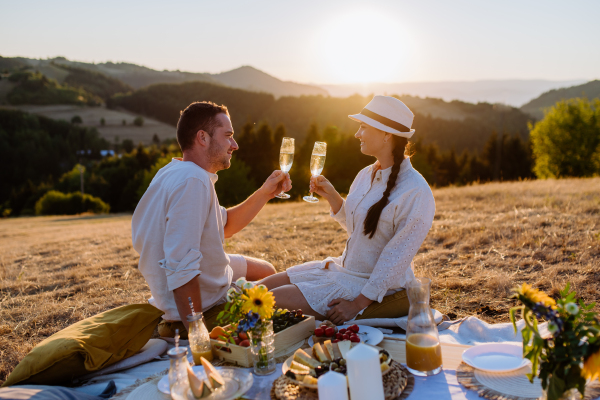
[316,9,415,84]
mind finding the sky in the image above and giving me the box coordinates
[1,0,599,85]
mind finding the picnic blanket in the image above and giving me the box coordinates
[2,316,554,399]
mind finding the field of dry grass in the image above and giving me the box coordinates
[0,104,176,145]
[1,177,599,384]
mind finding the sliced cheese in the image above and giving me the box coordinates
[312,343,329,363]
[293,349,321,369]
[303,375,318,386]
[323,340,334,361]
[290,361,310,372]
[337,340,352,359]
[331,342,342,359]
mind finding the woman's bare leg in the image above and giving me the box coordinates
[257,271,291,290]
[271,284,327,320]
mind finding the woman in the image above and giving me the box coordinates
[260,95,435,325]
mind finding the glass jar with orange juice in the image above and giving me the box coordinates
[405,277,443,376]
[187,312,213,364]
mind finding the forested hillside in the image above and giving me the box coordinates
[521,80,600,119]
[108,81,533,153]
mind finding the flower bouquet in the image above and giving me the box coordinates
[216,278,277,374]
[510,283,600,400]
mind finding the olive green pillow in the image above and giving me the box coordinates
[3,304,164,387]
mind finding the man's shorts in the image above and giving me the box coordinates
[157,254,247,338]
[228,254,248,282]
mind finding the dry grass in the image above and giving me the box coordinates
[1,177,600,384]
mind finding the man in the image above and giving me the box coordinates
[132,101,291,337]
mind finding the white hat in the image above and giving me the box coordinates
[349,95,415,138]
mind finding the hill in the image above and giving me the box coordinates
[108,80,533,153]
[520,80,600,119]
[213,66,328,97]
[0,56,327,98]
[320,79,586,107]
[2,104,176,145]
[1,177,599,384]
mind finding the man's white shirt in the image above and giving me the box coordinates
[132,158,232,321]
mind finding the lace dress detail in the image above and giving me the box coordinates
[286,158,435,316]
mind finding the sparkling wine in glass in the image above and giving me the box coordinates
[275,137,294,199]
[303,141,326,203]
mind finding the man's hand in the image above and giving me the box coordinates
[260,170,292,199]
[326,298,363,325]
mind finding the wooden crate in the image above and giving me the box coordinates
[211,315,315,367]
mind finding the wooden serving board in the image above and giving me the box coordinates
[379,338,471,370]
[211,316,315,367]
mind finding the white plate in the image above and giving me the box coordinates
[157,365,254,399]
[462,343,530,373]
[308,324,384,347]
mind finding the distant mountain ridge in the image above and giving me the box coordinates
[0,56,327,98]
[520,80,600,119]
[319,79,586,107]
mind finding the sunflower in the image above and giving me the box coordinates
[518,283,556,308]
[241,286,275,319]
[583,350,600,381]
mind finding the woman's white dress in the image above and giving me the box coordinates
[286,158,436,315]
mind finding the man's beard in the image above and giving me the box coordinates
[207,141,231,171]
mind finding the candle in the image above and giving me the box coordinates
[318,371,349,400]
[346,343,384,400]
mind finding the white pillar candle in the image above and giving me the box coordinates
[318,371,349,400]
[346,343,384,400]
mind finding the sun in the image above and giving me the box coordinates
[316,9,413,84]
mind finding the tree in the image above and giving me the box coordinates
[133,116,144,127]
[100,117,105,126]
[122,139,135,153]
[152,133,160,145]
[122,119,126,126]
[71,115,83,124]
[530,98,600,178]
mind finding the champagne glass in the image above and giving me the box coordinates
[275,137,294,199]
[303,141,327,203]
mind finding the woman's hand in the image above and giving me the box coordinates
[326,298,364,325]
[310,175,343,213]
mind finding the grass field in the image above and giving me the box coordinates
[0,104,175,145]
[1,177,599,384]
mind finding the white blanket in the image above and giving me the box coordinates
[70,316,551,398]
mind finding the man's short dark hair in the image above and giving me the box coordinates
[176,101,230,151]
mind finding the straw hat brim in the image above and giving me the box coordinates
[349,114,415,139]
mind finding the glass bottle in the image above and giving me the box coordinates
[405,277,443,376]
[247,320,276,375]
[187,312,213,364]
[167,347,190,398]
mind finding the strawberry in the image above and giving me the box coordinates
[325,327,335,337]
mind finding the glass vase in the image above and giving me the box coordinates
[248,320,276,375]
[541,388,582,400]
[405,277,443,376]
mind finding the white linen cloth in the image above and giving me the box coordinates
[287,158,435,315]
[132,158,232,321]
